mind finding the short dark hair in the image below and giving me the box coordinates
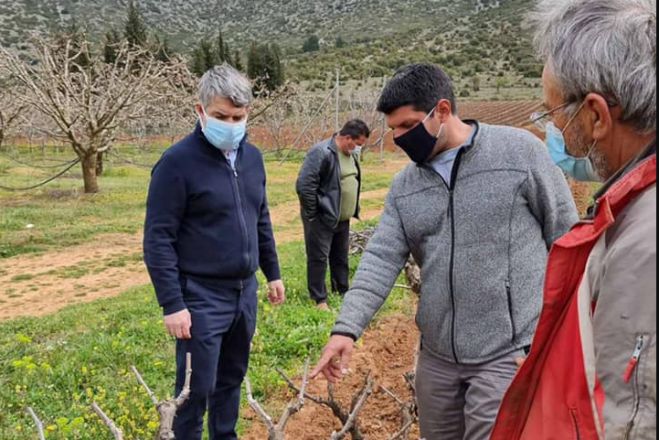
[339,119,371,138]
[376,63,457,115]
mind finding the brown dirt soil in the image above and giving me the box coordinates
[242,313,421,440]
[0,233,147,321]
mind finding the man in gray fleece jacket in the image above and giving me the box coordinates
[310,63,579,440]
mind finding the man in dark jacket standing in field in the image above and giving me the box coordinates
[311,63,579,440]
[143,64,285,440]
[296,119,370,310]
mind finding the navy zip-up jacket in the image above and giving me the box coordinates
[143,123,281,315]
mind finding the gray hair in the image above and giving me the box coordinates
[530,0,656,133]
[198,63,253,108]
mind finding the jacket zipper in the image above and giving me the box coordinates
[334,149,342,228]
[447,150,465,363]
[227,155,250,270]
[505,279,516,342]
[354,154,361,219]
[426,152,463,363]
[624,335,645,439]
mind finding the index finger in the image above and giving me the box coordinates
[310,350,336,378]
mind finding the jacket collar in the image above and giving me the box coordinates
[328,133,338,153]
[418,119,480,169]
[459,119,480,154]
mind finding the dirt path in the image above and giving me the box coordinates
[0,188,392,321]
[0,233,146,321]
[242,313,421,440]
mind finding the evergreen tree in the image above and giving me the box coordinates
[153,34,173,62]
[217,31,226,63]
[192,39,217,76]
[302,35,320,52]
[125,1,148,48]
[268,43,284,88]
[233,49,243,71]
[224,42,233,65]
[247,42,284,92]
[335,37,346,48]
[215,31,234,66]
[247,42,259,80]
[103,28,121,64]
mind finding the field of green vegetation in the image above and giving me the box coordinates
[0,144,412,439]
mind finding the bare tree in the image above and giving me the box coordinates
[279,368,374,440]
[252,82,299,155]
[25,407,46,440]
[245,359,311,440]
[92,402,124,440]
[329,374,374,440]
[132,352,192,440]
[0,77,26,150]
[0,35,194,193]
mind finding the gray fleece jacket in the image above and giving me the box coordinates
[333,121,579,364]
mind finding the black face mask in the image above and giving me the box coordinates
[393,118,439,164]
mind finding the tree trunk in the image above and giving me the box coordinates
[95,151,104,176]
[82,153,99,193]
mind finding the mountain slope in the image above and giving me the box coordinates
[0,0,540,88]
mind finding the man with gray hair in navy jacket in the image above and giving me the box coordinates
[143,63,285,440]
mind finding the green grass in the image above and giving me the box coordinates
[0,235,414,439]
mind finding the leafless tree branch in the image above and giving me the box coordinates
[246,359,311,440]
[330,373,374,440]
[132,352,192,440]
[91,402,124,440]
[25,407,45,440]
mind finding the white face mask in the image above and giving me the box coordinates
[353,145,363,155]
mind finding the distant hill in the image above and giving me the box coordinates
[0,0,541,93]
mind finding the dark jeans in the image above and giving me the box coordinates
[173,275,258,440]
[302,218,350,304]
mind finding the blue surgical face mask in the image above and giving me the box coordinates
[200,107,246,151]
[545,122,601,182]
[353,145,363,155]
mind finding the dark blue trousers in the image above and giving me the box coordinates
[173,275,257,440]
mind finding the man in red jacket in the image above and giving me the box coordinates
[491,1,656,439]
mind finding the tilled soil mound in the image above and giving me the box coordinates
[242,313,421,440]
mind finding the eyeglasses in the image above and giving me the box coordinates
[529,102,570,132]
[531,97,618,132]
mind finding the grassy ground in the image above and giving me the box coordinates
[0,144,410,439]
[0,228,414,439]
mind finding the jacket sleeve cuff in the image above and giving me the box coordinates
[161,297,187,316]
[262,263,281,282]
[330,331,358,341]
